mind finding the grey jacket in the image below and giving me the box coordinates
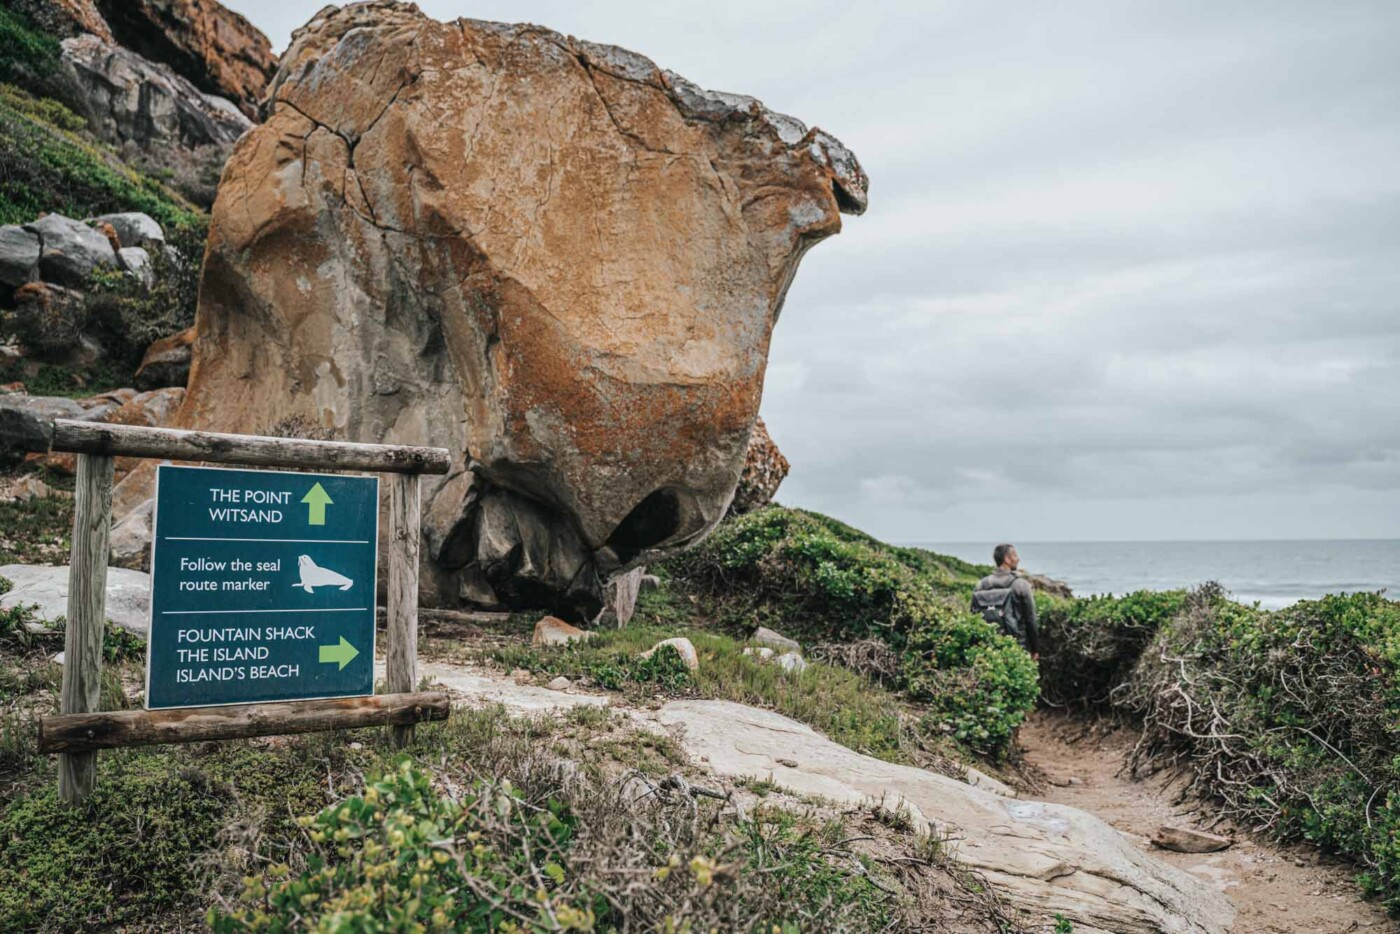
[972,569,1040,654]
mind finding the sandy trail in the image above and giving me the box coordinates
[1020,711,1394,934]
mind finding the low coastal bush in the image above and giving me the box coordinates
[665,506,1037,755]
[1115,586,1400,911]
[1037,589,1186,708]
[212,756,898,933]
[0,82,202,228]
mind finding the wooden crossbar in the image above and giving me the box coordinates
[39,691,452,753]
[50,419,451,474]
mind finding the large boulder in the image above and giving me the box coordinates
[60,34,252,152]
[25,212,118,287]
[0,563,150,637]
[729,416,790,514]
[92,0,275,119]
[161,2,866,619]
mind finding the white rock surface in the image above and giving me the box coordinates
[751,626,801,654]
[641,636,699,672]
[632,700,1233,934]
[414,662,609,713]
[0,564,150,636]
[91,213,165,249]
[774,651,807,674]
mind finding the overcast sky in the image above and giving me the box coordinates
[226,0,1400,543]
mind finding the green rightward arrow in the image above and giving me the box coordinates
[301,482,333,526]
[319,636,360,670]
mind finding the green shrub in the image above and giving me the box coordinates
[0,82,203,228]
[212,758,591,932]
[1037,589,1186,707]
[665,506,1036,756]
[80,220,205,367]
[0,8,59,97]
[901,598,1039,752]
[1118,587,1400,911]
[212,757,900,933]
[0,761,235,929]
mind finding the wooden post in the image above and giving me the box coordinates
[59,452,115,804]
[386,473,421,747]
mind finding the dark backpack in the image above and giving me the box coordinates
[971,578,1023,643]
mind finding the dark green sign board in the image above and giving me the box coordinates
[145,465,379,709]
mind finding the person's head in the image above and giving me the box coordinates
[993,543,1019,571]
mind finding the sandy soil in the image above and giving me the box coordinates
[1019,711,1395,934]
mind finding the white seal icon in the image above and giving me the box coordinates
[293,555,354,592]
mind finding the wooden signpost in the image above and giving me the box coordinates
[38,419,453,804]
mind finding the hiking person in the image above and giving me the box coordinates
[971,543,1040,657]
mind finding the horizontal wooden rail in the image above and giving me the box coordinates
[49,420,451,475]
[38,691,451,753]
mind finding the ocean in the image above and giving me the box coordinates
[909,539,1400,609]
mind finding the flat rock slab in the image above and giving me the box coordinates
[412,662,610,713]
[0,564,150,636]
[632,699,1234,934]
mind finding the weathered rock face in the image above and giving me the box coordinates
[175,2,866,618]
[729,416,790,514]
[93,0,275,119]
[60,34,251,151]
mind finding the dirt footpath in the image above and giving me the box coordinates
[1019,712,1394,934]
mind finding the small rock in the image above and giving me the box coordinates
[134,327,195,390]
[110,497,154,570]
[547,676,572,692]
[25,213,118,286]
[90,212,165,249]
[0,394,88,453]
[10,475,59,501]
[641,636,699,672]
[349,741,363,750]
[118,246,155,287]
[742,646,775,659]
[775,652,807,674]
[0,224,41,288]
[776,757,799,768]
[751,626,801,654]
[639,573,661,590]
[1152,826,1233,854]
[1067,776,1083,786]
[51,651,65,665]
[532,615,594,646]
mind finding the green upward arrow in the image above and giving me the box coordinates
[301,482,333,526]
[318,636,360,670]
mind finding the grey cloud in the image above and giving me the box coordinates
[226,0,1400,541]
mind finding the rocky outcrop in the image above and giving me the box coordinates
[160,2,866,619]
[27,212,119,287]
[60,34,251,152]
[7,0,113,42]
[92,0,274,119]
[730,417,790,514]
[133,324,194,389]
